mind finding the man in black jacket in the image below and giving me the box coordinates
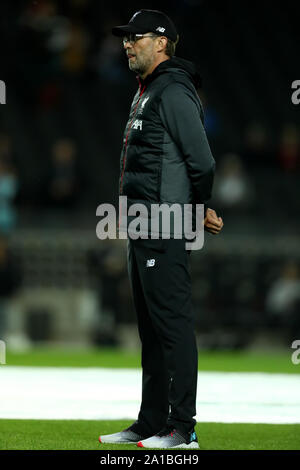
[99,9,223,449]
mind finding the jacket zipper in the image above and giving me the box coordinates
[118,83,146,231]
[119,84,146,195]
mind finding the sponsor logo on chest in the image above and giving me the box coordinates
[129,95,150,131]
[141,96,149,110]
[132,119,143,130]
[137,95,150,116]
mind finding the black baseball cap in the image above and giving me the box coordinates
[112,9,178,42]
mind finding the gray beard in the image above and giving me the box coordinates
[128,55,151,76]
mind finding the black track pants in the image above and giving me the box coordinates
[127,237,198,435]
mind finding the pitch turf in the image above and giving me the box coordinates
[1,347,299,450]
[0,419,299,450]
[5,346,300,373]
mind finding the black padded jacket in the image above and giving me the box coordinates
[118,56,216,237]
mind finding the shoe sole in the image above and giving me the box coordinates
[99,436,141,444]
[137,441,199,449]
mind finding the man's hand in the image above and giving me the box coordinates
[203,208,224,235]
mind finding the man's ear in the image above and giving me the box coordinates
[157,36,168,53]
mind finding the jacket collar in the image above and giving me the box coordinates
[136,56,202,90]
[136,58,170,88]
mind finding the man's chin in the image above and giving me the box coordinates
[129,63,140,73]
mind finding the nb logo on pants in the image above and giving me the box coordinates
[146,259,155,267]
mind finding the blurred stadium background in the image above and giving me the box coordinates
[0,0,300,355]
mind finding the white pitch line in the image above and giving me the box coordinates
[0,367,300,423]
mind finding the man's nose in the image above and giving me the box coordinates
[124,44,134,55]
[123,40,131,50]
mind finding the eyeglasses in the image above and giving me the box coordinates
[122,33,156,46]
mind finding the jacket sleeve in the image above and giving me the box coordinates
[159,82,216,210]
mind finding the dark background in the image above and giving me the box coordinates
[0,0,299,350]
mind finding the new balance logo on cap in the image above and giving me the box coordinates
[156,26,165,33]
[146,259,155,267]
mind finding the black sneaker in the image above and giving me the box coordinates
[137,425,199,449]
[99,421,151,444]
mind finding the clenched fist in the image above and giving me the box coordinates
[204,208,224,235]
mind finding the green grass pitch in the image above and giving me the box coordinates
[0,420,299,450]
[5,346,300,373]
[1,347,300,450]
